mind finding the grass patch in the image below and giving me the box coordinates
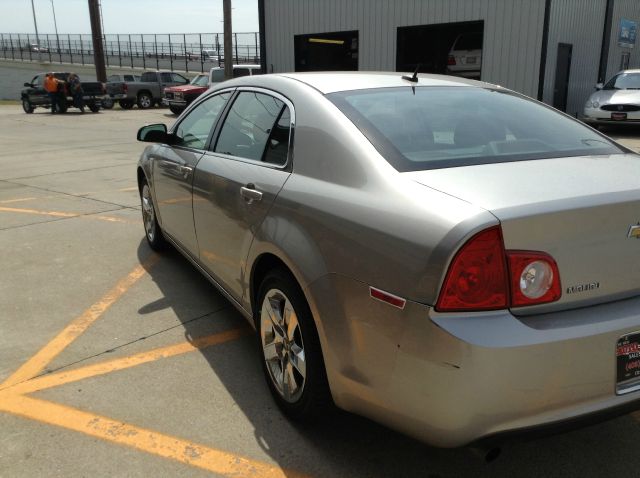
[0,100,20,105]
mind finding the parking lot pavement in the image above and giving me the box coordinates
[2,105,640,477]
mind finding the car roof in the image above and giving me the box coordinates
[616,69,640,74]
[257,71,492,94]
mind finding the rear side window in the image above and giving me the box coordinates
[140,72,157,82]
[328,86,622,171]
[214,91,288,163]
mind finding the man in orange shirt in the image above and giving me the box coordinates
[44,73,63,114]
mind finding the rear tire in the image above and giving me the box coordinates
[88,103,100,113]
[22,98,34,114]
[137,92,153,109]
[119,100,134,109]
[140,180,168,251]
[101,97,114,109]
[256,269,332,422]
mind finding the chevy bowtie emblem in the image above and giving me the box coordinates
[629,225,640,239]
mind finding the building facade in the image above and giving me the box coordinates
[259,0,640,117]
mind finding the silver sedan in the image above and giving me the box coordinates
[584,69,640,126]
[137,72,640,450]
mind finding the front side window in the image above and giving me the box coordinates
[214,91,287,162]
[172,73,188,83]
[604,72,640,90]
[328,86,623,171]
[140,72,157,82]
[32,75,43,87]
[174,92,231,150]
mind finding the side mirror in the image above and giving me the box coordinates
[137,124,170,143]
[595,83,604,90]
[23,82,33,87]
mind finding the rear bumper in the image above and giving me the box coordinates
[308,273,640,447]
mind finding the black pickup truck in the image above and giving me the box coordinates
[21,72,107,114]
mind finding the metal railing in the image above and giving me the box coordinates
[0,32,260,73]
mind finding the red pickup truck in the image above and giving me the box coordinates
[162,74,209,114]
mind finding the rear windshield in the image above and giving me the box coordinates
[328,86,623,171]
[604,72,640,90]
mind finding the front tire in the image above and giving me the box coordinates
[140,181,167,251]
[169,105,184,115]
[22,98,34,113]
[137,92,153,109]
[257,269,332,421]
[119,99,134,109]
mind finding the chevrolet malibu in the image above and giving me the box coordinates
[136,72,640,449]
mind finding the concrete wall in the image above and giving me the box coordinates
[264,0,547,99]
[542,0,607,117]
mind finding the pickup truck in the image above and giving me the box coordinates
[106,70,189,109]
[104,73,141,109]
[162,73,209,114]
[21,72,106,114]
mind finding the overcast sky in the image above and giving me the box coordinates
[0,0,259,34]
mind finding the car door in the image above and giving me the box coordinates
[192,88,294,301]
[152,91,232,254]
[29,74,48,105]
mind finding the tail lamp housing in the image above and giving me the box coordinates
[447,55,456,66]
[435,226,561,312]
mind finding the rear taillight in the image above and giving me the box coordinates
[435,226,561,312]
[447,55,456,66]
[123,83,128,93]
[507,252,561,307]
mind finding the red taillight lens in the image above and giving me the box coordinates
[123,83,128,93]
[436,226,562,312]
[447,55,456,65]
[436,226,508,311]
[507,252,561,307]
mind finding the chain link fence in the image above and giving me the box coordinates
[0,32,260,73]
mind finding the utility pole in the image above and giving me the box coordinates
[50,0,60,57]
[29,0,42,62]
[88,0,106,82]
[223,0,233,80]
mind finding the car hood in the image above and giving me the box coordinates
[166,85,206,93]
[588,89,640,105]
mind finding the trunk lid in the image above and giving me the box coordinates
[406,154,640,314]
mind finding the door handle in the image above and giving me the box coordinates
[180,165,193,178]
[240,184,263,203]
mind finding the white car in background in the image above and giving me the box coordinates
[584,70,640,126]
[446,32,483,79]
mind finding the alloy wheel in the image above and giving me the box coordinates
[261,288,307,403]
[141,184,156,242]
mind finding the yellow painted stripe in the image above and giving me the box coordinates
[0,206,134,224]
[0,197,40,204]
[0,205,78,218]
[0,394,306,478]
[0,256,159,389]
[13,328,250,395]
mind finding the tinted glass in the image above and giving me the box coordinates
[172,73,188,83]
[174,92,231,150]
[211,70,225,82]
[124,75,136,82]
[32,75,43,87]
[160,72,173,83]
[263,107,291,166]
[604,72,640,90]
[233,68,251,78]
[191,75,209,87]
[329,87,622,171]
[215,92,284,161]
[140,72,157,82]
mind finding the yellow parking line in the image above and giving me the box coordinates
[12,328,251,395]
[0,256,159,389]
[0,205,137,224]
[0,394,305,478]
[0,197,40,204]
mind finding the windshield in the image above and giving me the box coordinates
[328,86,623,171]
[604,72,640,90]
[191,75,209,86]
